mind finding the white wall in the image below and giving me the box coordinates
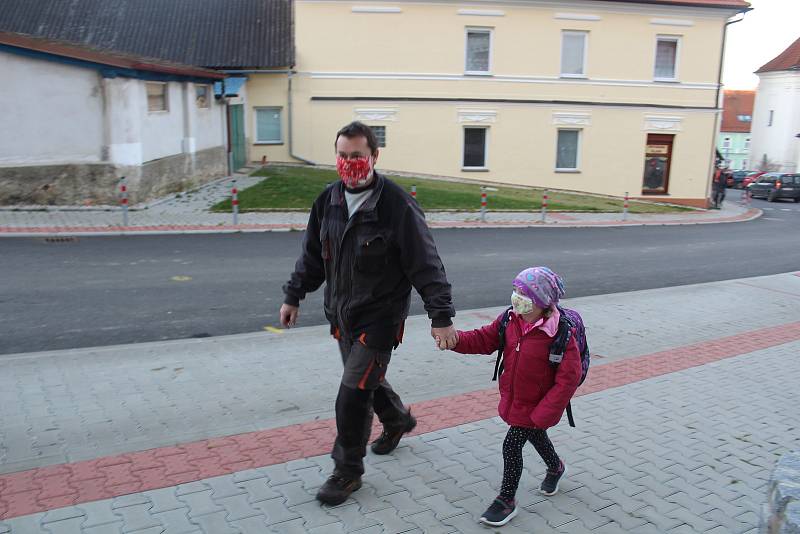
[0,50,103,165]
[191,83,226,152]
[0,49,226,169]
[750,72,800,172]
[140,82,185,162]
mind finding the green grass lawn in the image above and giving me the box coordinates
[212,165,692,213]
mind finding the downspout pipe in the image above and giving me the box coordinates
[288,69,315,165]
[707,8,750,203]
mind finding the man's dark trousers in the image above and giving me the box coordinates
[332,336,409,477]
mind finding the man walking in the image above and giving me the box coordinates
[280,121,458,505]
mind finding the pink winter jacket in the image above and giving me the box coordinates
[454,313,582,429]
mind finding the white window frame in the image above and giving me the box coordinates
[555,128,581,172]
[464,27,493,76]
[462,126,489,170]
[654,35,681,82]
[369,125,387,148]
[742,159,748,169]
[146,82,169,113]
[560,30,589,78]
[195,84,210,109]
[744,137,751,150]
[722,137,731,149]
[254,106,283,144]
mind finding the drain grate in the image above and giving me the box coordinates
[44,236,78,243]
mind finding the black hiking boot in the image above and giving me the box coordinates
[370,412,417,455]
[316,474,362,506]
[539,461,567,496]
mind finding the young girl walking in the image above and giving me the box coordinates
[445,266,582,527]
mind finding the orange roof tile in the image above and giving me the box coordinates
[720,90,755,133]
[756,36,800,74]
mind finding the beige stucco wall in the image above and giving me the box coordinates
[246,0,741,204]
[247,74,294,163]
[296,99,717,202]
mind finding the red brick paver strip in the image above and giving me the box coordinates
[2,319,798,519]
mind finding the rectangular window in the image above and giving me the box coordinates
[463,127,487,168]
[768,110,774,126]
[722,137,731,149]
[465,28,492,74]
[561,31,588,77]
[255,107,282,143]
[738,114,752,122]
[146,82,168,112]
[556,129,580,170]
[744,137,751,150]
[742,159,748,169]
[370,125,387,148]
[195,85,210,108]
[654,37,679,80]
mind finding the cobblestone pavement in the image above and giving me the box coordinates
[1,273,798,532]
[0,172,759,235]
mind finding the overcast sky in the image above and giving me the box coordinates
[722,0,800,89]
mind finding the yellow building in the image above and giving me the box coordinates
[248,0,750,207]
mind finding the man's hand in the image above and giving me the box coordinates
[280,303,299,328]
[431,325,458,351]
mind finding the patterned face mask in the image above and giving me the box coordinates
[336,155,373,188]
[511,291,535,315]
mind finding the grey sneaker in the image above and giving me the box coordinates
[478,496,518,527]
[539,461,567,496]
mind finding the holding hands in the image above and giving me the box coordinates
[432,325,459,351]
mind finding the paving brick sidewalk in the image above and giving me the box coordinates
[1,273,798,532]
[0,172,759,236]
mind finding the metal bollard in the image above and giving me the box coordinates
[231,179,239,225]
[119,176,129,227]
[411,185,417,201]
[541,189,548,223]
[480,187,488,222]
[623,191,629,221]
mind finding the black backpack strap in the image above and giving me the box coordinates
[492,307,513,381]
[566,401,576,427]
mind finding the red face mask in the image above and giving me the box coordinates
[336,156,373,188]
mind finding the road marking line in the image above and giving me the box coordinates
[170,275,192,282]
[264,326,284,334]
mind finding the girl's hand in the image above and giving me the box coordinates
[436,332,459,350]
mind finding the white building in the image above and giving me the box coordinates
[0,32,228,205]
[749,36,800,173]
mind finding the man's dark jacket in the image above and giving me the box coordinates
[283,173,454,350]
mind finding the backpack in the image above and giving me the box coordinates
[492,305,590,427]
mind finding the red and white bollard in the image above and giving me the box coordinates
[119,176,129,227]
[623,191,629,221]
[541,189,549,222]
[411,185,417,201]
[480,187,488,222]
[231,180,239,225]
[740,188,751,207]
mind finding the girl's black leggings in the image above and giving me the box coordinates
[500,426,561,500]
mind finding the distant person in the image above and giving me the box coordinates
[280,121,457,506]
[443,267,582,527]
[712,164,727,209]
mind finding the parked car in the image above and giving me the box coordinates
[747,173,800,202]
[728,170,752,188]
[741,171,766,189]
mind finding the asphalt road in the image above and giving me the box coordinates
[1,196,798,355]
